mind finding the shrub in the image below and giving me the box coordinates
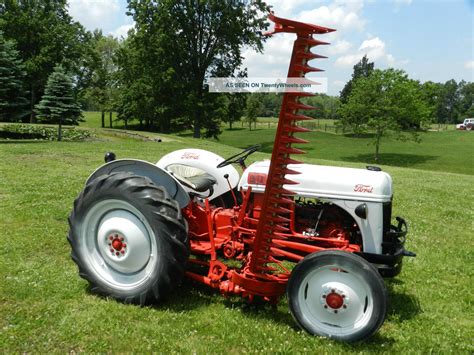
[0,124,93,141]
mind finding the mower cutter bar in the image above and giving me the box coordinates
[248,14,333,280]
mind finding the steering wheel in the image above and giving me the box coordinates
[217,144,261,168]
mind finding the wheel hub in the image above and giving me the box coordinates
[321,287,348,314]
[108,233,127,256]
[326,292,344,309]
[97,209,152,274]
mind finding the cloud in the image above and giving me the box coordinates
[393,0,412,5]
[326,39,352,55]
[297,2,366,34]
[332,80,345,88]
[69,0,121,31]
[335,36,405,68]
[244,1,366,76]
[268,0,324,14]
[465,60,474,69]
[110,23,134,39]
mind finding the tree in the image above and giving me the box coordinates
[82,31,120,128]
[0,32,28,121]
[0,0,92,122]
[223,93,246,129]
[457,80,474,119]
[35,66,82,141]
[437,79,459,124]
[340,55,374,104]
[126,0,270,138]
[339,69,430,161]
[245,94,263,130]
[114,35,167,131]
[420,81,443,123]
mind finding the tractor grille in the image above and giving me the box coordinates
[382,201,392,234]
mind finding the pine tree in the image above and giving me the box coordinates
[0,32,28,122]
[35,66,82,141]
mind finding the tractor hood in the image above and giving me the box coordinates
[239,161,393,203]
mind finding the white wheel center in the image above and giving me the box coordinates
[97,210,151,274]
[298,266,373,335]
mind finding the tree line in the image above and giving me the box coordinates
[0,0,269,139]
[0,1,472,143]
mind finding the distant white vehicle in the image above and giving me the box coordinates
[456,118,474,130]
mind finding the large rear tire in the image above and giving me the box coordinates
[68,172,189,305]
[287,250,387,342]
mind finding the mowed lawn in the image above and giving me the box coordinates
[0,129,473,352]
[213,127,474,175]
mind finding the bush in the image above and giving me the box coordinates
[0,124,93,141]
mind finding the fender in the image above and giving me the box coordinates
[86,159,190,208]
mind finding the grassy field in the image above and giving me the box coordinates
[1,124,473,352]
[212,127,474,175]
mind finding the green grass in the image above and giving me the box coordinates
[80,111,119,129]
[0,124,473,352]
[213,127,474,175]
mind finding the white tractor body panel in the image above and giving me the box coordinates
[239,160,394,254]
[239,160,393,203]
[157,149,240,200]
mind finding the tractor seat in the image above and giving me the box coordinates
[166,164,217,193]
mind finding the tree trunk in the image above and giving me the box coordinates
[109,112,112,128]
[29,86,36,123]
[124,119,128,130]
[375,128,382,162]
[192,80,205,138]
[101,111,105,128]
[229,120,233,130]
[58,119,62,142]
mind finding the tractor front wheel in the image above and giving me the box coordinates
[287,250,387,342]
[68,172,189,305]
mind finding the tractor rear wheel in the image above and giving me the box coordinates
[287,250,387,342]
[68,172,189,305]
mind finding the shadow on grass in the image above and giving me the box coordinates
[342,153,438,168]
[177,132,195,138]
[343,133,376,139]
[0,139,50,144]
[386,279,422,321]
[257,141,276,153]
[224,127,246,132]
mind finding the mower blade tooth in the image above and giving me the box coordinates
[287,91,315,98]
[281,168,301,175]
[272,225,289,232]
[300,37,330,46]
[296,51,327,60]
[275,157,303,166]
[287,101,317,111]
[268,206,292,214]
[280,147,306,155]
[283,125,311,133]
[285,113,314,121]
[294,64,324,73]
[273,177,299,185]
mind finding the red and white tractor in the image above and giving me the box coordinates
[68,14,415,342]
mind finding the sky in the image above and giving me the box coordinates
[68,0,473,95]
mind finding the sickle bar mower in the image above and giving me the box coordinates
[249,14,335,281]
